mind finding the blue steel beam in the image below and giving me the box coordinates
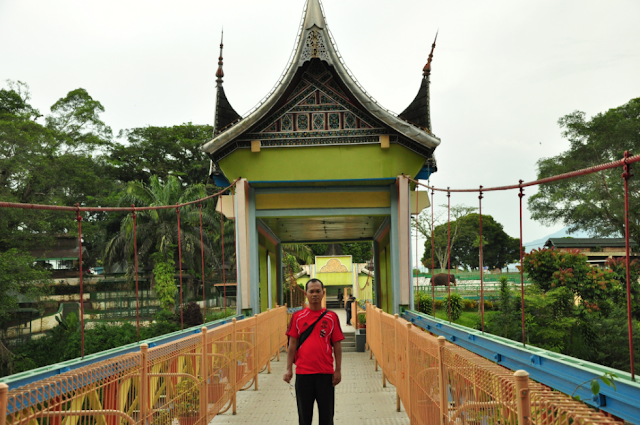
[403,310,640,424]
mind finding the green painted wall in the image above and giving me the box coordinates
[259,246,278,312]
[378,242,393,313]
[315,272,353,287]
[219,144,425,183]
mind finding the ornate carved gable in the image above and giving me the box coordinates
[238,60,385,147]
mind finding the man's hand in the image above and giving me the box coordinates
[283,369,293,384]
[332,371,341,386]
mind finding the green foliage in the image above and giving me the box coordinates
[151,253,178,312]
[339,242,373,263]
[572,372,617,401]
[443,293,463,321]
[0,249,52,325]
[414,291,433,315]
[175,380,200,417]
[528,98,640,244]
[109,123,213,186]
[182,302,203,327]
[357,312,366,324]
[205,309,236,322]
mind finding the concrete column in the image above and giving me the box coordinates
[373,241,381,308]
[248,187,259,314]
[276,243,283,306]
[389,184,401,314]
[397,175,411,310]
[234,179,253,312]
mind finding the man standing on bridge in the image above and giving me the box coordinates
[284,278,344,425]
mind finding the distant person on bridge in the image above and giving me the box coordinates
[284,278,344,425]
[345,294,356,326]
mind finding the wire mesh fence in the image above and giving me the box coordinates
[0,306,287,425]
[366,303,620,425]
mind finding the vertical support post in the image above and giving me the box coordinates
[254,314,259,391]
[140,343,148,425]
[518,181,525,346]
[277,243,284,306]
[478,187,484,333]
[394,314,400,412]
[132,206,140,342]
[415,187,420,313]
[0,382,8,425]
[437,336,447,425]
[235,179,251,312]
[397,175,412,309]
[75,205,85,358]
[431,189,436,317]
[514,370,531,425]
[231,318,237,415]
[622,151,636,379]
[267,309,271,374]
[201,327,208,423]
[221,196,227,313]
[177,204,184,330]
[446,190,451,323]
[405,322,412,418]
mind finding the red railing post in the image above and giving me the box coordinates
[431,189,436,317]
[479,186,484,333]
[622,150,635,380]
[416,187,420,313]
[76,205,85,358]
[199,203,206,320]
[177,204,184,330]
[221,194,227,312]
[447,189,451,323]
[518,180,526,346]
[132,205,140,342]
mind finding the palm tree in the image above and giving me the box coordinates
[104,176,219,307]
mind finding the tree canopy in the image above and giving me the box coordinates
[528,97,640,243]
[415,206,520,270]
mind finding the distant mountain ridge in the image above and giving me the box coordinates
[524,227,591,252]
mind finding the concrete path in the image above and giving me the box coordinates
[211,350,409,425]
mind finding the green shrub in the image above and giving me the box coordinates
[414,292,433,315]
[443,293,463,321]
[434,300,443,310]
[462,299,476,311]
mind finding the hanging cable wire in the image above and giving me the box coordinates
[177,204,184,330]
[132,205,140,342]
[199,203,206,321]
[75,205,85,358]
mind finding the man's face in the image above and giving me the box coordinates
[305,281,324,303]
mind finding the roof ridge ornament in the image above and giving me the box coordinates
[303,0,326,30]
[423,31,438,76]
[216,30,224,86]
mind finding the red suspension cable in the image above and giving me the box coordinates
[447,189,452,323]
[132,205,140,342]
[518,181,526,346]
[431,189,435,317]
[177,204,184,330]
[479,187,484,333]
[221,194,227,312]
[416,186,420,313]
[622,151,635,380]
[199,203,206,321]
[76,206,85,358]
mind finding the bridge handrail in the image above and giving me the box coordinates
[366,303,621,424]
[0,306,288,425]
[403,309,640,424]
[0,314,244,391]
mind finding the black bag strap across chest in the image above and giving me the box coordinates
[297,310,329,349]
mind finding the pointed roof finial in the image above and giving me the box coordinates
[423,31,438,76]
[216,30,224,85]
[303,0,326,30]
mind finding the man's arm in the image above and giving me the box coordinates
[332,341,342,386]
[283,337,298,383]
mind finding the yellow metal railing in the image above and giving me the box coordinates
[366,303,619,425]
[0,306,288,425]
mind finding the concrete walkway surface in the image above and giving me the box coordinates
[210,351,409,425]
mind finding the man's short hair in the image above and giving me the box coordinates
[305,278,324,291]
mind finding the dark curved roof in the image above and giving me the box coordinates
[399,75,431,132]
[214,85,241,135]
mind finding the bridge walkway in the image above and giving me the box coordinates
[212,351,407,425]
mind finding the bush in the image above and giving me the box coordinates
[414,292,433,315]
[462,299,476,311]
[181,302,203,327]
[205,309,237,322]
[443,293,463,321]
[434,300,443,310]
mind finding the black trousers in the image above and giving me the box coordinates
[346,308,352,325]
[295,373,335,425]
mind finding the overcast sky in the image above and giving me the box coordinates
[2,0,640,261]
